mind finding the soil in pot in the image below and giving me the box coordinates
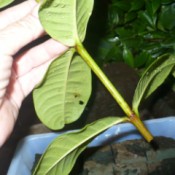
[32,136,175,175]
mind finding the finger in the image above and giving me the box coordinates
[0,0,38,30]
[0,98,18,147]
[0,3,44,56]
[8,58,57,109]
[14,39,68,77]
[13,60,52,107]
[10,40,67,108]
[0,56,13,106]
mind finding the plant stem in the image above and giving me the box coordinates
[76,41,153,142]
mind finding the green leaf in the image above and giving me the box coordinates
[39,0,94,46]
[172,70,175,78]
[124,11,137,23]
[113,0,130,11]
[33,117,128,175]
[0,0,14,8]
[132,54,175,115]
[123,46,134,67]
[33,49,91,130]
[130,0,144,11]
[138,11,156,29]
[134,52,150,68]
[158,2,175,30]
[145,0,161,15]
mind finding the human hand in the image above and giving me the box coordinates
[0,0,68,147]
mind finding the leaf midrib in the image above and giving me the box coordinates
[46,117,127,174]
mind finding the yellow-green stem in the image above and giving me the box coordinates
[129,114,153,142]
[76,41,153,142]
[76,42,132,117]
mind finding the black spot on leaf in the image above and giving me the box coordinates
[79,100,84,105]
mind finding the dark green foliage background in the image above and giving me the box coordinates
[86,0,175,69]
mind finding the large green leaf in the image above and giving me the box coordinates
[33,117,128,175]
[33,49,91,130]
[39,0,94,46]
[0,0,14,8]
[132,54,175,115]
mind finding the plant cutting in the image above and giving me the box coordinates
[2,0,175,174]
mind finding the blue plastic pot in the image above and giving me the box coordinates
[8,117,175,175]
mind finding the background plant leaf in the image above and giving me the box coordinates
[145,0,161,16]
[33,49,91,130]
[33,117,128,175]
[93,0,175,70]
[158,2,175,31]
[39,0,94,46]
[0,0,14,8]
[123,46,134,67]
[132,54,175,115]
